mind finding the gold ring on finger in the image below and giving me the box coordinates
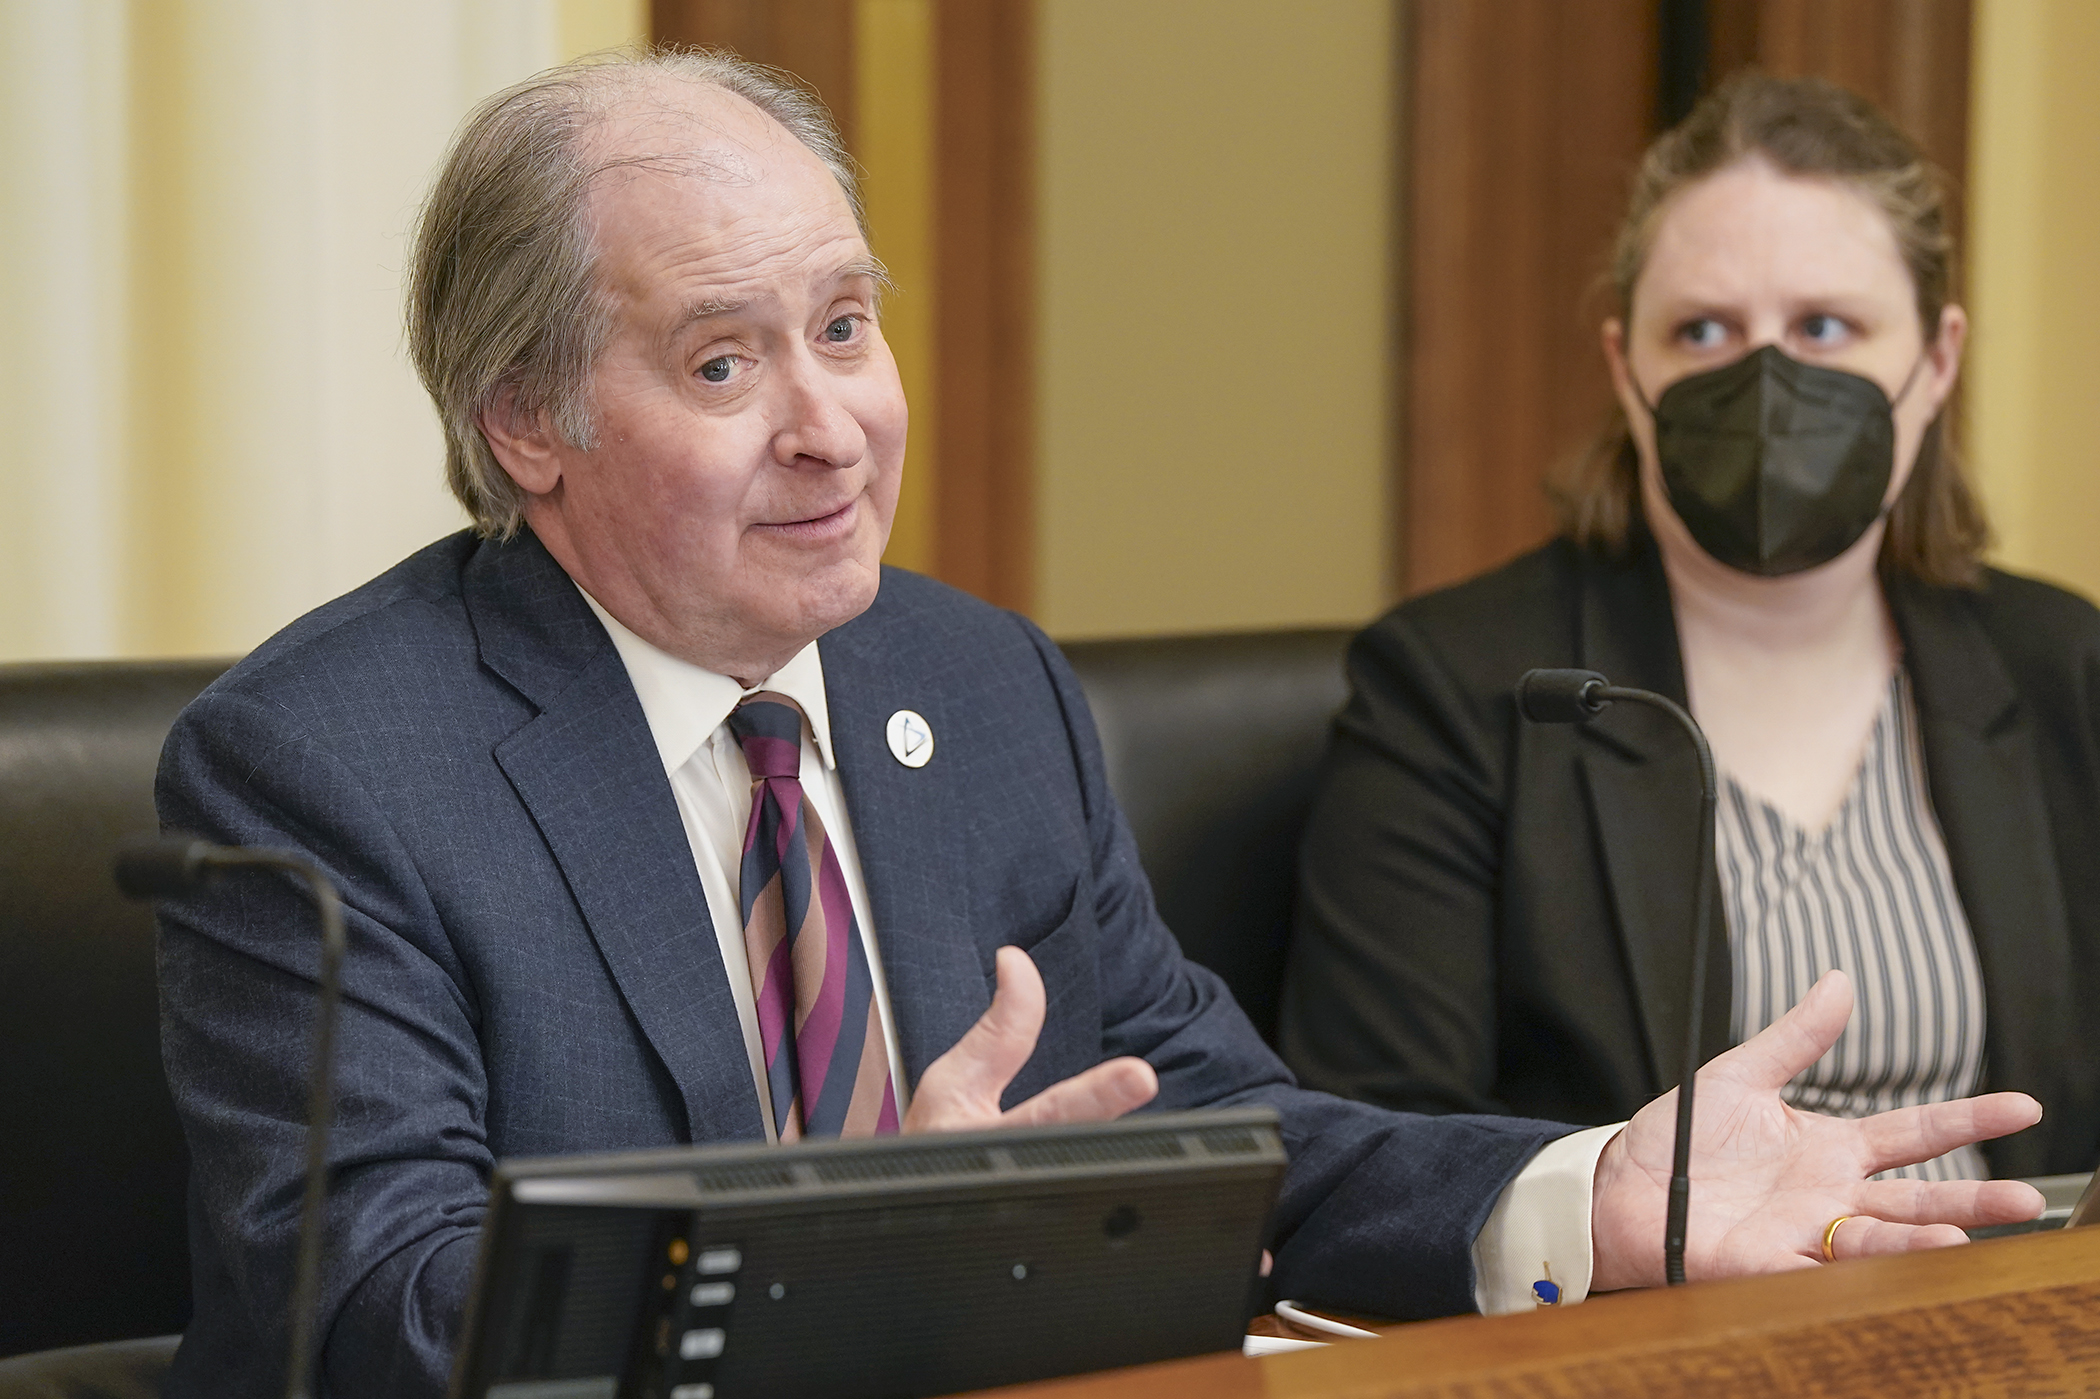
[1821,1215,1855,1263]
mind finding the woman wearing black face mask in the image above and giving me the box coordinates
[1279,74,2100,1186]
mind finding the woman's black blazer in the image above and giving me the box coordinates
[1279,536,2100,1177]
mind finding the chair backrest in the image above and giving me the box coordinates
[0,660,232,1357]
[1062,630,1352,1044]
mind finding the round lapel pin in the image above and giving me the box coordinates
[886,709,933,768]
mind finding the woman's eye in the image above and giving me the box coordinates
[1677,318,1727,349]
[1800,313,1849,345]
[698,356,736,384]
[824,316,858,343]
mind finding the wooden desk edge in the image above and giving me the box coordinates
[969,1224,2100,1398]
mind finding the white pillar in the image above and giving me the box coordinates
[132,0,565,657]
[0,0,621,661]
[0,2,132,661]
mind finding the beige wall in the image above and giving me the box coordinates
[1967,0,2100,604]
[1033,0,1395,639]
[0,0,646,663]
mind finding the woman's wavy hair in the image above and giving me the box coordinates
[1552,73,1988,586]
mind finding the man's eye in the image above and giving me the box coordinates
[699,356,735,383]
[824,316,857,343]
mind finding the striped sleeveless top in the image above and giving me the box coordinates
[1715,668,1989,1181]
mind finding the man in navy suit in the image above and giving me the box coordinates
[155,49,2045,1398]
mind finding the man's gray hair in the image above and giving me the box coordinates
[407,48,864,539]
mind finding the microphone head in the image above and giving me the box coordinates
[114,836,219,900]
[1516,668,1612,724]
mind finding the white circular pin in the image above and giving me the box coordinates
[886,709,934,768]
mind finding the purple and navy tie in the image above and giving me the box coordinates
[728,692,899,1141]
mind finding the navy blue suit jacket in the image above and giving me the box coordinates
[156,531,1568,1397]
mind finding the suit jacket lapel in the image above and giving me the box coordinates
[1574,545,1734,1093]
[465,534,764,1143]
[1891,578,2073,1174]
[821,581,989,1084]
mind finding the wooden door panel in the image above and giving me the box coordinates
[1403,0,1656,596]
[652,0,859,150]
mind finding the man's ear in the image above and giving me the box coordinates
[476,383,565,497]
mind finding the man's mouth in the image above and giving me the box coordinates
[756,497,860,540]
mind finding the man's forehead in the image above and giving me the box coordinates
[580,78,797,192]
[578,82,864,304]
[590,172,868,299]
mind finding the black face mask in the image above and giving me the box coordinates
[1638,344,1920,577]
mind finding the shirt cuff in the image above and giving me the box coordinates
[1470,1122,1624,1314]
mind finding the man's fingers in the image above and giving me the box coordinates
[1000,1056,1159,1128]
[1825,1177,2047,1260]
[903,947,1048,1131]
[1827,1215,1970,1261]
[1850,1176,2046,1230]
[938,946,1048,1104]
[1707,970,1852,1091]
[1856,1092,2043,1177]
[904,949,1163,1135]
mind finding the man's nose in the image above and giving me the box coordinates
[771,353,867,470]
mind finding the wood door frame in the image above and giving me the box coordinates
[1399,0,1658,598]
[929,1,1033,612]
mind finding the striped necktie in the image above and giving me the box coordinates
[727,692,899,1141]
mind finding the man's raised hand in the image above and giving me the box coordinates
[904,945,1159,1133]
[1590,969,2046,1292]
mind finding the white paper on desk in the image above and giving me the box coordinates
[1242,1334,1328,1356]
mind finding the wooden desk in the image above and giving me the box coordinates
[976,1225,2100,1397]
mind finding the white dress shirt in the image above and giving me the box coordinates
[581,592,913,1141]
[581,586,1613,1313]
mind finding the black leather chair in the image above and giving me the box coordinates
[0,1339,182,1399]
[1063,629,1352,1043]
[0,660,232,1367]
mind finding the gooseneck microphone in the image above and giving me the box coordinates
[1515,669,1717,1289]
[117,836,347,1399]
